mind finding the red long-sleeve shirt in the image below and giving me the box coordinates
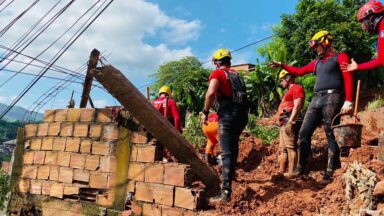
[357,19,384,70]
[151,96,182,131]
[281,52,353,102]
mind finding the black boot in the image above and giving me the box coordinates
[208,190,230,204]
[320,171,333,184]
[205,154,217,165]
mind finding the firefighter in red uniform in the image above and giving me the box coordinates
[342,1,384,72]
[269,31,354,183]
[151,85,182,132]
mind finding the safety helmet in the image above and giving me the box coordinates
[212,48,232,61]
[278,70,290,80]
[309,30,333,49]
[357,0,384,22]
[159,85,171,96]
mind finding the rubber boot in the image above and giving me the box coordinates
[278,150,288,174]
[284,149,299,178]
[208,189,231,204]
[205,154,217,166]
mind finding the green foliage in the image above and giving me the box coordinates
[0,171,10,210]
[151,56,211,115]
[246,114,279,144]
[0,153,11,164]
[366,97,384,111]
[0,120,23,143]
[183,114,207,148]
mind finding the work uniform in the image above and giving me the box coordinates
[151,95,182,132]
[202,113,219,155]
[209,66,248,194]
[282,52,353,175]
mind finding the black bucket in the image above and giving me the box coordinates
[331,113,363,148]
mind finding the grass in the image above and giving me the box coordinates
[247,114,279,144]
[366,97,384,111]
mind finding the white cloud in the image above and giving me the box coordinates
[93,99,107,108]
[0,96,7,103]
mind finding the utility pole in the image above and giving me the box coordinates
[80,49,100,108]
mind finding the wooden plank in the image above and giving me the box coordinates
[93,65,220,192]
[80,49,100,108]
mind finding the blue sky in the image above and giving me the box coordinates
[0,0,298,116]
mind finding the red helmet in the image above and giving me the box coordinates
[357,0,384,22]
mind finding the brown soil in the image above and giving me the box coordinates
[199,108,384,216]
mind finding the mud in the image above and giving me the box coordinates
[199,108,384,216]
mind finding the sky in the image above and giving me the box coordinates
[0,0,298,116]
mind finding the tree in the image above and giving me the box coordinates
[151,56,211,115]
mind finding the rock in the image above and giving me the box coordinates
[373,180,384,197]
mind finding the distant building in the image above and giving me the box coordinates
[231,63,255,72]
[1,139,17,155]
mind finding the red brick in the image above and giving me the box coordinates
[73,169,90,182]
[55,109,68,122]
[1,162,9,173]
[130,130,148,144]
[153,184,174,206]
[96,108,112,122]
[50,183,64,198]
[144,163,164,184]
[85,155,99,171]
[25,124,38,138]
[102,125,119,141]
[41,137,53,150]
[66,137,81,152]
[164,165,189,187]
[89,124,102,138]
[131,201,143,216]
[64,185,80,195]
[96,191,114,207]
[89,172,108,189]
[30,180,42,195]
[108,174,115,189]
[37,165,50,180]
[135,182,153,202]
[59,167,73,183]
[33,151,45,165]
[80,139,92,153]
[127,162,146,181]
[30,138,42,150]
[60,122,74,137]
[142,203,161,216]
[18,179,30,193]
[92,141,110,155]
[23,151,34,164]
[137,145,158,163]
[48,122,61,136]
[70,153,85,169]
[49,166,59,181]
[44,110,56,122]
[130,145,138,162]
[127,181,135,193]
[45,151,58,165]
[53,137,66,151]
[73,123,89,137]
[57,152,71,167]
[161,206,184,216]
[42,181,52,195]
[100,156,117,173]
[80,108,95,122]
[67,108,81,122]
[174,187,203,210]
[37,123,49,137]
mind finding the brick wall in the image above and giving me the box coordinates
[17,108,204,216]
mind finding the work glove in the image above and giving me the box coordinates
[200,110,209,125]
[341,101,353,114]
[268,60,283,69]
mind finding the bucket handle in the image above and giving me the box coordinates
[331,113,360,129]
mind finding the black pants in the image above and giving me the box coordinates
[218,108,248,194]
[298,92,343,173]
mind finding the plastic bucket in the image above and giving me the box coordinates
[331,113,363,148]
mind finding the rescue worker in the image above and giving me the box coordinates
[202,112,219,165]
[202,48,248,203]
[269,31,354,182]
[151,85,182,132]
[275,70,305,178]
[342,0,384,72]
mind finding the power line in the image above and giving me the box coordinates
[0,0,14,13]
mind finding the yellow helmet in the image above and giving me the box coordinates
[309,30,333,49]
[212,48,232,61]
[279,70,290,80]
[159,85,171,96]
